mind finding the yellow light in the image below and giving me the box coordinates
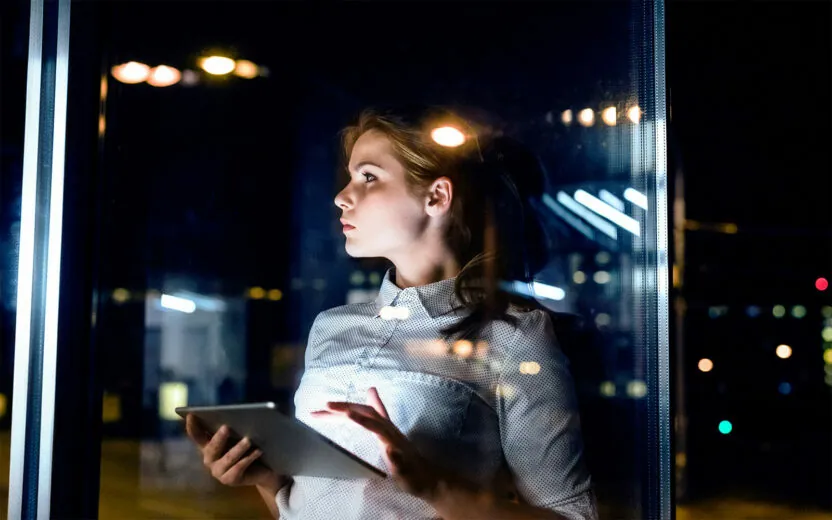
[147,65,181,87]
[626,380,647,398]
[627,106,642,123]
[234,59,259,79]
[0,393,6,418]
[823,306,832,319]
[102,392,121,423]
[824,349,832,364]
[561,110,573,125]
[599,381,616,397]
[573,271,586,284]
[698,358,714,372]
[601,107,617,126]
[593,271,611,284]
[100,75,108,101]
[248,287,265,300]
[111,61,150,84]
[775,344,792,359]
[721,223,738,234]
[791,305,807,319]
[98,114,106,136]
[772,305,786,318]
[519,361,541,375]
[672,265,680,288]
[496,383,515,399]
[112,288,130,303]
[368,272,381,285]
[453,340,474,358]
[159,382,188,420]
[267,289,283,301]
[350,271,365,285]
[823,327,832,342]
[578,108,595,127]
[430,126,466,147]
[200,56,236,75]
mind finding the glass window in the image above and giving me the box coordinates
[54,1,670,518]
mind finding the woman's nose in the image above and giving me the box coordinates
[334,185,353,210]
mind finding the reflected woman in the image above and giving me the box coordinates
[186,106,597,520]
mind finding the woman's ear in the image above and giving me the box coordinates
[425,176,453,217]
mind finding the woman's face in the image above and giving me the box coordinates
[334,130,430,259]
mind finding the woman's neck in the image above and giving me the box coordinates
[392,256,460,289]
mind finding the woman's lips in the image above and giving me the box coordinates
[342,224,356,232]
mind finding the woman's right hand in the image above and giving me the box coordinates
[185,413,284,492]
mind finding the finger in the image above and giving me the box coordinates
[203,425,231,464]
[367,387,390,420]
[216,436,254,473]
[221,448,263,485]
[185,415,211,447]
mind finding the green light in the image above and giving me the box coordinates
[718,420,733,435]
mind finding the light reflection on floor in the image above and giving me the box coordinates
[1,431,831,519]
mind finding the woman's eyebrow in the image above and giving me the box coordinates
[352,161,384,172]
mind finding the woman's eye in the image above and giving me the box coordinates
[362,172,377,183]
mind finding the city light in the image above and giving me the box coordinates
[112,288,130,303]
[817,277,829,291]
[350,271,365,285]
[775,344,792,359]
[573,271,587,284]
[574,189,641,236]
[772,305,786,318]
[746,306,761,318]
[623,188,648,210]
[778,382,792,395]
[233,59,259,79]
[595,313,611,327]
[822,327,832,342]
[519,361,541,375]
[430,126,466,147]
[601,106,617,126]
[267,289,283,301]
[561,110,573,125]
[593,271,611,284]
[626,380,647,398]
[599,381,616,397]
[718,420,733,435]
[627,106,642,124]
[824,349,832,365]
[791,305,807,319]
[160,294,196,313]
[111,61,150,84]
[698,358,714,372]
[147,65,181,87]
[200,56,236,75]
[248,287,265,299]
[578,108,595,127]
[596,251,611,264]
[452,340,474,358]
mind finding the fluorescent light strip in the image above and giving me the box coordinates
[574,189,641,236]
[624,187,648,210]
[556,191,618,240]
[532,281,566,301]
[599,189,625,211]
[540,194,596,241]
[161,294,197,313]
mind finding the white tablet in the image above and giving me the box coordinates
[176,402,387,480]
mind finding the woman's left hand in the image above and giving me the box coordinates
[310,387,445,502]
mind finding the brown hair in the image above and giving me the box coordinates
[341,106,542,339]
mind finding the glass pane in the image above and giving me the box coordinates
[73,2,666,518]
[0,0,29,515]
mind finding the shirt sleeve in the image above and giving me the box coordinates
[497,310,598,520]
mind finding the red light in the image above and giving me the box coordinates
[817,278,829,291]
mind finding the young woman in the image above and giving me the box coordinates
[186,106,598,520]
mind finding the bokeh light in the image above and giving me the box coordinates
[248,287,265,300]
[112,288,130,303]
[627,106,642,123]
[561,109,573,125]
[718,420,733,435]
[599,381,616,397]
[601,106,617,126]
[775,344,792,359]
[200,56,236,75]
[430,126,466,147]
[573,271,587,284]
[790,305,806,319]
[816,277,829,291]
[519,361,541,375]
[698,358,714,372]
[233,59,259,79]
[626,380,647,398]
[772,305,786,318]
[778,382,792,395]
[593,271,611,284]
[111,61,150,84]
[822,327,832,342]
[267,289,283,301]
[578,108,595,127]
[147,65,181,87]
[824,349,832,365]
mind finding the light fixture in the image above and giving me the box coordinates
[111,61,150,84]
[147,65,181,87]
[200,56,236,75]
[430,126,466,147]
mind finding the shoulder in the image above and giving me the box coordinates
[309,302,378,336]
[491,307,565,363]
